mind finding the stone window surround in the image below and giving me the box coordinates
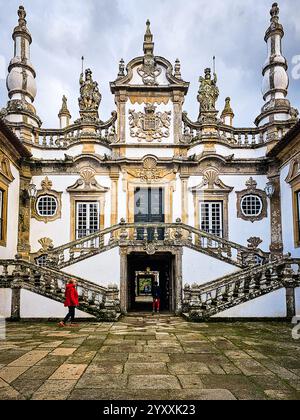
[190,169,233,240]
[240,194,263,218]
[285,159,300,248]
[0,153,15,247]
[0,180,8,247]
[31,178,62,224]
[236,180,268,223]
[69,193,106,243]
[192,191,230,240]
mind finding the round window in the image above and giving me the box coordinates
[241,195,263,217]
[36,195,58,217]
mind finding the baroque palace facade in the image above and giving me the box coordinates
[0,4,300,321]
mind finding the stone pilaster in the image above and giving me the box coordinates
[173,91,184,145]
[180,175,189,225]
[17,171,32,259]
[286,287,296,319]
[116,91,127,145]
[119,247,128,314]
[110,170,119,226]
[174,248,183,315]
[268,174,283,256]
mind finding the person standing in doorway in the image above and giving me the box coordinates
[59,279,79,327]
[152,280,161,315]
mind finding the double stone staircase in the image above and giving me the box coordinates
[0,220,299,320]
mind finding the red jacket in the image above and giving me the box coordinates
[64,283,79,307]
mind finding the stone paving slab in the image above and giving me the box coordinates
[0,316,300,400]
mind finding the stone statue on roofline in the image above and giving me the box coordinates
[79,68,102,112]
[198,68,219,112]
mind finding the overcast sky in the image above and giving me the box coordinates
[0,0,299,128]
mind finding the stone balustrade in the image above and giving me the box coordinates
[0,259,120,321]
[182,113,289,148]
[44,221,268,270]
[183,258,300,320]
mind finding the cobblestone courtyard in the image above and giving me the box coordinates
[0,315,299,400]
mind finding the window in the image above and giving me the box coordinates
[134,188,165,240]
[0,190,3,241]
[35,255,48,267]
[241,195,263,217]
[76,202,100,239]
[200,201,223,238]
[36,195,58,217]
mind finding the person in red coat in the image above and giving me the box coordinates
[59,279,79,327]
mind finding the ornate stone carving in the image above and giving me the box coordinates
[38,237,54,251]
[31,177,62,224]
[144,243,157,255]
[67,167,109,193]
[78,69,101,123]
[126,157,174,183]
[0,153,14,184]
[285,158,300,185]
[79,69,101,111]
[191,168,233,193]
[236,178,268,223]
[247,237,263,249]
[198,68,219,113]
[137,53,162,86]
[129,104,171,142]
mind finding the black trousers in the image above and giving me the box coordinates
[64,306,75,323]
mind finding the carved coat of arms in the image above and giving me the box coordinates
[129,104,171,142]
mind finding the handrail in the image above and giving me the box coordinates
[183,257,300,319]
[48,221,268,257]
[0,259,107,293]
[42,221,269,270]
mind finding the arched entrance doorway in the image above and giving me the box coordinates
[127,252,174,313]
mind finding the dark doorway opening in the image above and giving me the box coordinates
[127,253,173,313]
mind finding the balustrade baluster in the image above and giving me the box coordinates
[143,228,148,242]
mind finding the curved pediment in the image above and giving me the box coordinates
[111,56,189,90]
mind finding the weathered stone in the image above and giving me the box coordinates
[76,374,128,389]
[128,375,181,390]
[8,351,49,367]
[32,380,77,400]
[49,364,87,380]
[0,366,30,383]
[168,362,211,375]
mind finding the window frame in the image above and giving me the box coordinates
[0,182,8,247]
[240,194,263,218]
[36,194,58,218]
[199,200,224,238]
[75,201,100,240]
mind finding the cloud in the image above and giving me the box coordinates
[0,0,299,127]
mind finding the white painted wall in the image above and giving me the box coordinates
[0,162,20,259]
[63,247,120,288]
[125,147,175,159]
[214,288,287,318]
[30,174,111,252]
[31,144,111,160]
[182,247,239,286]
[20,289,94,319]
[0,289,11,318]
[187,175,271,251]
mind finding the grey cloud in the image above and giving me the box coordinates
[0,0,299,128]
